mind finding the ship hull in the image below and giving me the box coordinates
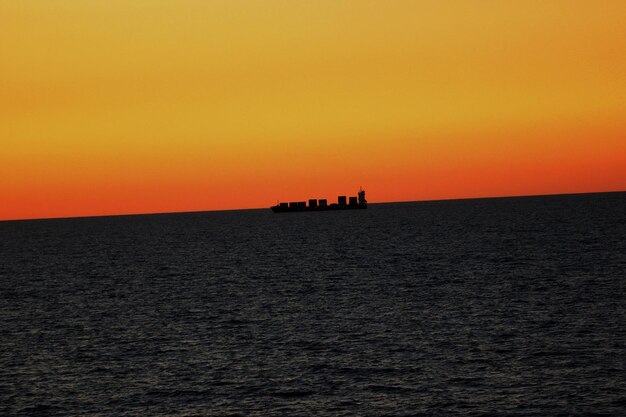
[271,204,367,213]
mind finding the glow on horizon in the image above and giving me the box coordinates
[1,1,625,220]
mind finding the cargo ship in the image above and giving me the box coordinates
[271,187,367,213]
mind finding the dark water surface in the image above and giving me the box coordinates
[1,192,625,416]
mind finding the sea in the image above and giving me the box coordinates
[1,192,625,416]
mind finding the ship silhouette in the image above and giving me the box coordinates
[271,187,367,213]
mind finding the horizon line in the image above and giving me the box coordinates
[1,189,624,223]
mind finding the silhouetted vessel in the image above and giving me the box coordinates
[271,187,367,213]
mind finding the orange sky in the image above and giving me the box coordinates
[2,1,625,220]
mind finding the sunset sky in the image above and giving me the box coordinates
[2,1,625,220]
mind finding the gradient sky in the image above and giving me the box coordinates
[2,1,625,220]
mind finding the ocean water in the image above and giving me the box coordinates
[1,192,625,416]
